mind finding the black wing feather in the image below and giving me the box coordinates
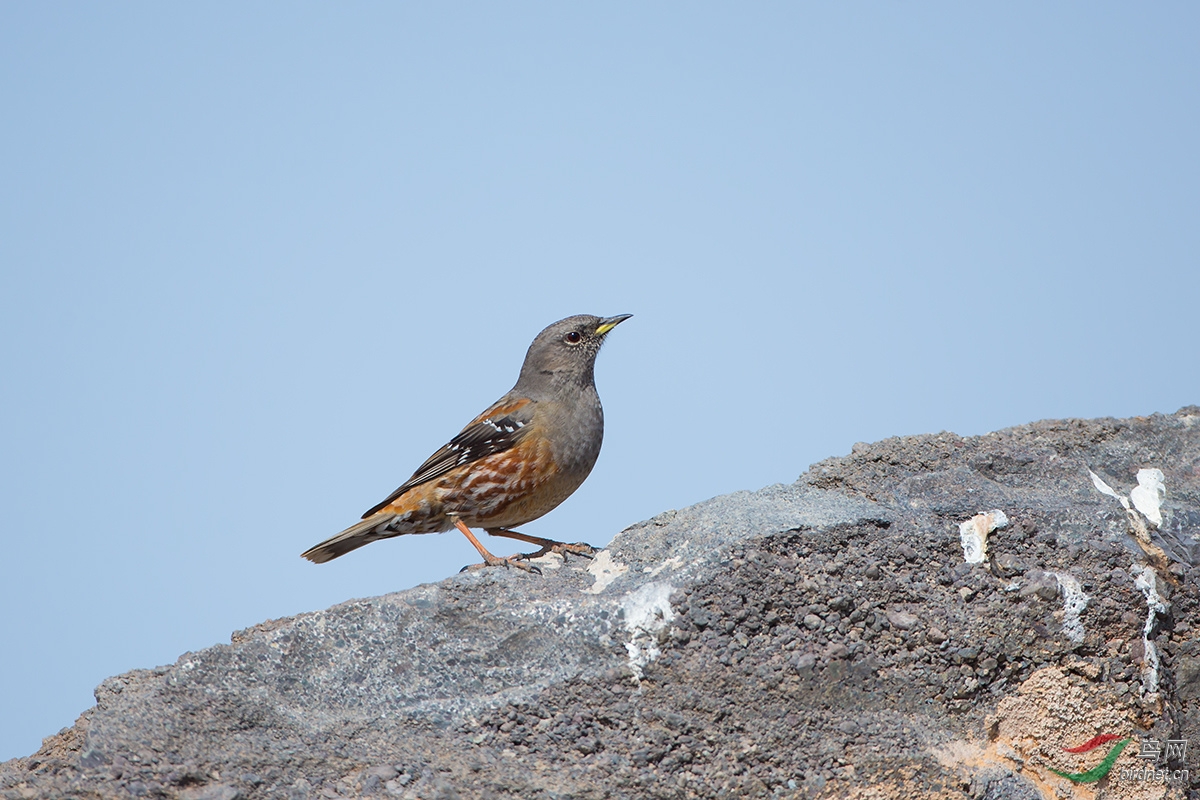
[361,400,535,518]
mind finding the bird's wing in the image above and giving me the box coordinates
[361,396,535,518]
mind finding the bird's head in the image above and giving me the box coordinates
[516,314,632,393]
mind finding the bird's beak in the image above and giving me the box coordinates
[595,314,633,336]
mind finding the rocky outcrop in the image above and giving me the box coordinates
[3,409,1199,799]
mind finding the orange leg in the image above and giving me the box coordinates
[454,519,541,574]
[485,528,596,562]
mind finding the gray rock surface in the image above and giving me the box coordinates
[4,408,1200,799]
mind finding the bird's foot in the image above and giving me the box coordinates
[454,519,541,574]
[483,527,596,564]
[460,554,543,575]
[517,541,596,563]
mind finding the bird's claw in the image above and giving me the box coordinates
[517,541,596,563]
[460,556,542,575]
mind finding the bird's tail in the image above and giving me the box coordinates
[301,513,399,563]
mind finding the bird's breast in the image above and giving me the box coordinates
[545,389,605,477]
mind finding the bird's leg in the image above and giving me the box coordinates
[485,528,596,562]
[454,519,541,575]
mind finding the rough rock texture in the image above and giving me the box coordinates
[4,409,1200,799]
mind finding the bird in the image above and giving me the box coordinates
[301,314,631,573]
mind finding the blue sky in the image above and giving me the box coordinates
[2,5,1197,761]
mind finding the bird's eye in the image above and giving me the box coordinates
[564,331,582,344]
